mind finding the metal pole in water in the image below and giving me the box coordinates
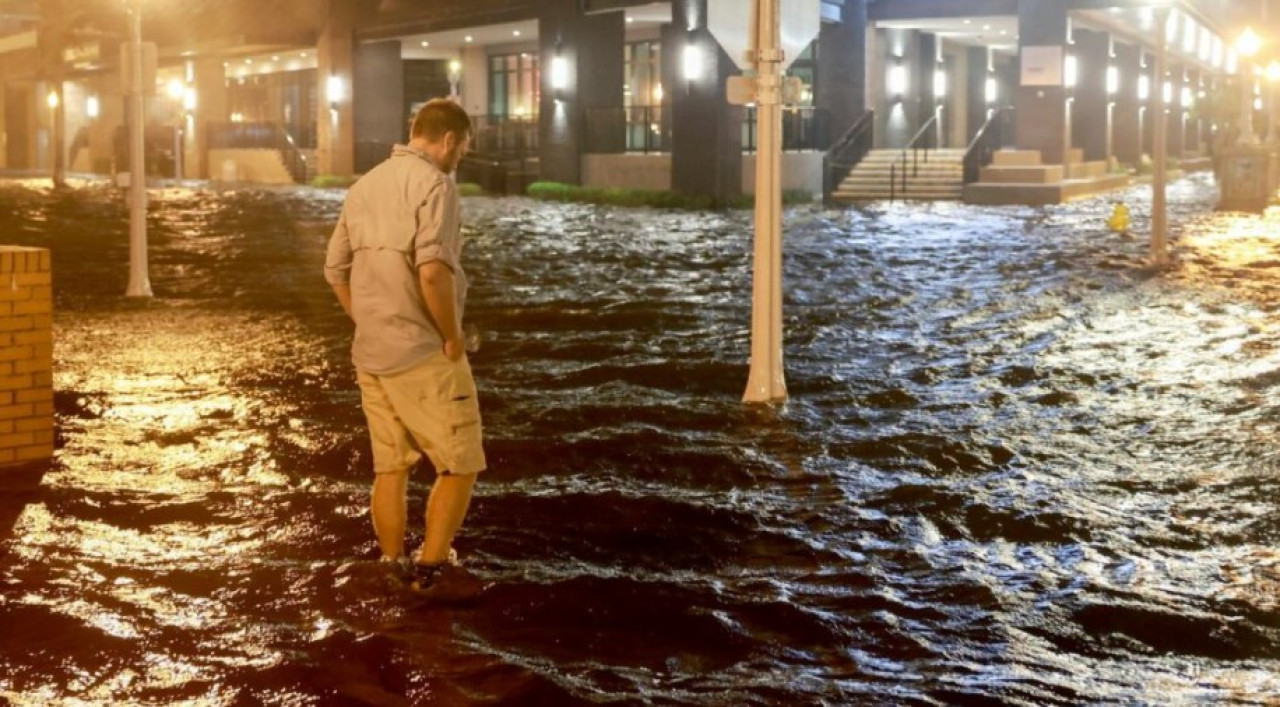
[1150,6,1169,268]
[126,0,152,297]
[743,0,786,403]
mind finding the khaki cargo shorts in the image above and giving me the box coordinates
[356,352,487,476]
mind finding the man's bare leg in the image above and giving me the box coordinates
[371,468,410,560]
[415,473,476,565]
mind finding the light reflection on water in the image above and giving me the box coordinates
[0,174,1276,704]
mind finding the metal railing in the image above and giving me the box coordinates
[889,111,941,202]
[823,109,874,201]
[963,107,1015,184]
[471,114,540,161]
[208,122,309,183]
[583,106,669,154]
[742,106,830,153]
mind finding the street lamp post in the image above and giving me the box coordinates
[1151,6,1170,267]
[125,0,152,297]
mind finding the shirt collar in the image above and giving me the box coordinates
[392,143,440,170]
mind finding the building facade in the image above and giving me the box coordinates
[0,0,1272,203]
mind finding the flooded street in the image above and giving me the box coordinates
[0,173,1277,705]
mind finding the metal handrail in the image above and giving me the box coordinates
[890,111,940,202]
[822,109,874,201]
[208,122,309,183]
[963,107,1011,183]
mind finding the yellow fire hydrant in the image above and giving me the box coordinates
[1108,202,1131,236]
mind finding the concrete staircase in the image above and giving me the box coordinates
[963,149,1132,205]
[831,148,966,202]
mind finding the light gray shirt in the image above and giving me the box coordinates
[324,144,468,375]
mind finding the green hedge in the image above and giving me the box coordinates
[311,174,359,189]
[525,181,813,210]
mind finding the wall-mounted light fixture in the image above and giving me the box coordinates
[326,74,345,108]
[1106,66,1119,95]
[887,59,907,101]
[550,55,570,92]
[682,42,704,82]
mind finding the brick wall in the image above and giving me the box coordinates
[0,247,53,467]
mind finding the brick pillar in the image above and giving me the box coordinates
[0,247,53,467]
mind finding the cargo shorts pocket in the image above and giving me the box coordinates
[432,357,487,474]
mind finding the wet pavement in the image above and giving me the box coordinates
[0,173,1277,705]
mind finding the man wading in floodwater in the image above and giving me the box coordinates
[324,98,485,599]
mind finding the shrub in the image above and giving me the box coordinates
[312,174,359,189]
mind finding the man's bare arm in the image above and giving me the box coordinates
[418,261,463,361]
[331,283,353,319]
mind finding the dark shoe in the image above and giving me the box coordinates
[408,562,488,603]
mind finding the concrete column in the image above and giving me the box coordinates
[916,33,939,147]
[191,58,226,179]
[1185,69,1202,153]
[1141,51,1154,160]
[965,46,989,143]
[317,0,355,177]
[1015,0,1069,164]
[874,28,929,148]
[817,0,867,142]
[1111,42,1142,168]
[1165,63,1185,159]
[460,46,487,119]
[539,0,626,185]
[661,0,741,200]
[1071,29,1111,163]
[354,40,405,173]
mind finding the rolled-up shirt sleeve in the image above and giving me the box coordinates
[414,180,461,273]
[324,208,353,286]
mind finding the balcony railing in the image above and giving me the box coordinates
[471,114,540,161]
[742,106,830,153]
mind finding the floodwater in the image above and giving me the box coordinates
[0,173,1277,705]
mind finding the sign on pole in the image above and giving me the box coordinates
[778,0,819,69]
[710,0,818,71]
[708,0,753,70]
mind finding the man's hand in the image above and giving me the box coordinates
[443,336,465,362]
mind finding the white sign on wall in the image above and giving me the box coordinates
[1020,45,1063,87]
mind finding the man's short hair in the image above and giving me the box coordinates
[411,99,472,142]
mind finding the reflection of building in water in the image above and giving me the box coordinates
[0,0,1274,203]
